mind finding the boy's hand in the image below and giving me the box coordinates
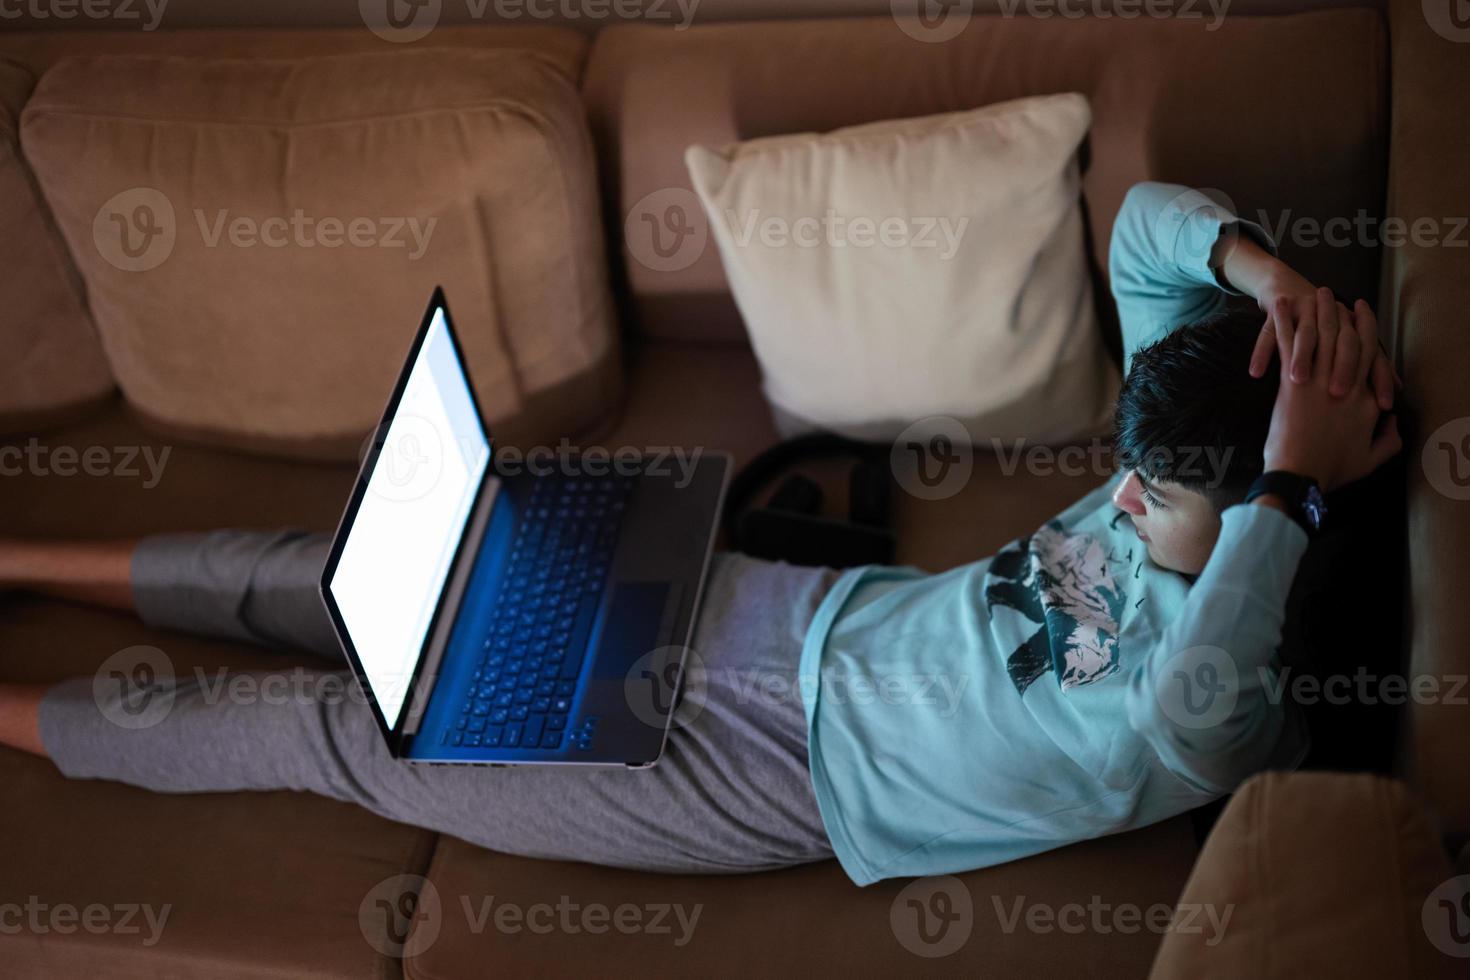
[1260,288,1402,492]
[1222,235,1399,410]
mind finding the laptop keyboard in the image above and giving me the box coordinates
[449,472,634,752]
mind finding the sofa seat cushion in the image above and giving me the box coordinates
[0,408,442,977]
[406,816,1197,978]
[0,598,439,979]
[597,338,1113,571]
[22,46,616,459]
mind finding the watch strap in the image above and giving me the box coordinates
[1245,470,1322,534]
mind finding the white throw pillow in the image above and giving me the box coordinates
[685,93,1118,448]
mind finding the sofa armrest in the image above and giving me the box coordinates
[1149,772,1463,978]
[1380,0,1470,834]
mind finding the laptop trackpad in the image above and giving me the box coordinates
[593,581,679,678]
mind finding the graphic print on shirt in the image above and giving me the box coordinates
[984,521,1127,696]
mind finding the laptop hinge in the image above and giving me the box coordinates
[398,474,502,745]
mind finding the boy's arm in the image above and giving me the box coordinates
[1125,292,1403,795]
[1111,181,1400,408]
[1124,505,1310,795]
[1108,182,1287,373]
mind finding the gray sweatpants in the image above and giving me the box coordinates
[39,531,840,875]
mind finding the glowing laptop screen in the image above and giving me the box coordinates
[327,306,489,729]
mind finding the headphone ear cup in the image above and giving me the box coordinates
[847,460,891,528]
[767,473,824,515]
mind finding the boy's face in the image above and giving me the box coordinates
[1111,470,1221,575]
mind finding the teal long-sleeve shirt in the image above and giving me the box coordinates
[797,181,1311,886]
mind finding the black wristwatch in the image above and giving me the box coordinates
[1245,471,1327,536]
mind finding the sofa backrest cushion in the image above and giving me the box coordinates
[0,25,589,79]
[0,58,113,434]
[21,48,617,459]
[583,11,1386,346]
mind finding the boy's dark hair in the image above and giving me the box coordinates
[1112,305,1280,511]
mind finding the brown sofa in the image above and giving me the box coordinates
[2,2,1467,976]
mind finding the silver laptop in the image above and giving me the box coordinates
[320,288,729,767]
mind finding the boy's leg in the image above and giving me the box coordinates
[129,529,342,659]
[24,552,839,875]
[0,530,336,760]
[0,538,139,612]
[1,530,340,658]
[0,684,46,757]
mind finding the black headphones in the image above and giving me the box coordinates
[721,433,896,568]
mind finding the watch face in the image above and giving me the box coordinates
[1302,484,1327,530]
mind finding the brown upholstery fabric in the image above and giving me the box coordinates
[21,48,618,459]
[0,746,434,979]
[1380,0,1470,839]
[0,25,589,80]
[582,11,1385,344]
[0,410,435,979]
[0,58,112,434]
[0,0,1377,33]
[591,339,1111,571]
[407,817,1199,979]
[1148,772,1461,979]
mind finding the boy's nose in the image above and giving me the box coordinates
[1112,471,1147,517]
